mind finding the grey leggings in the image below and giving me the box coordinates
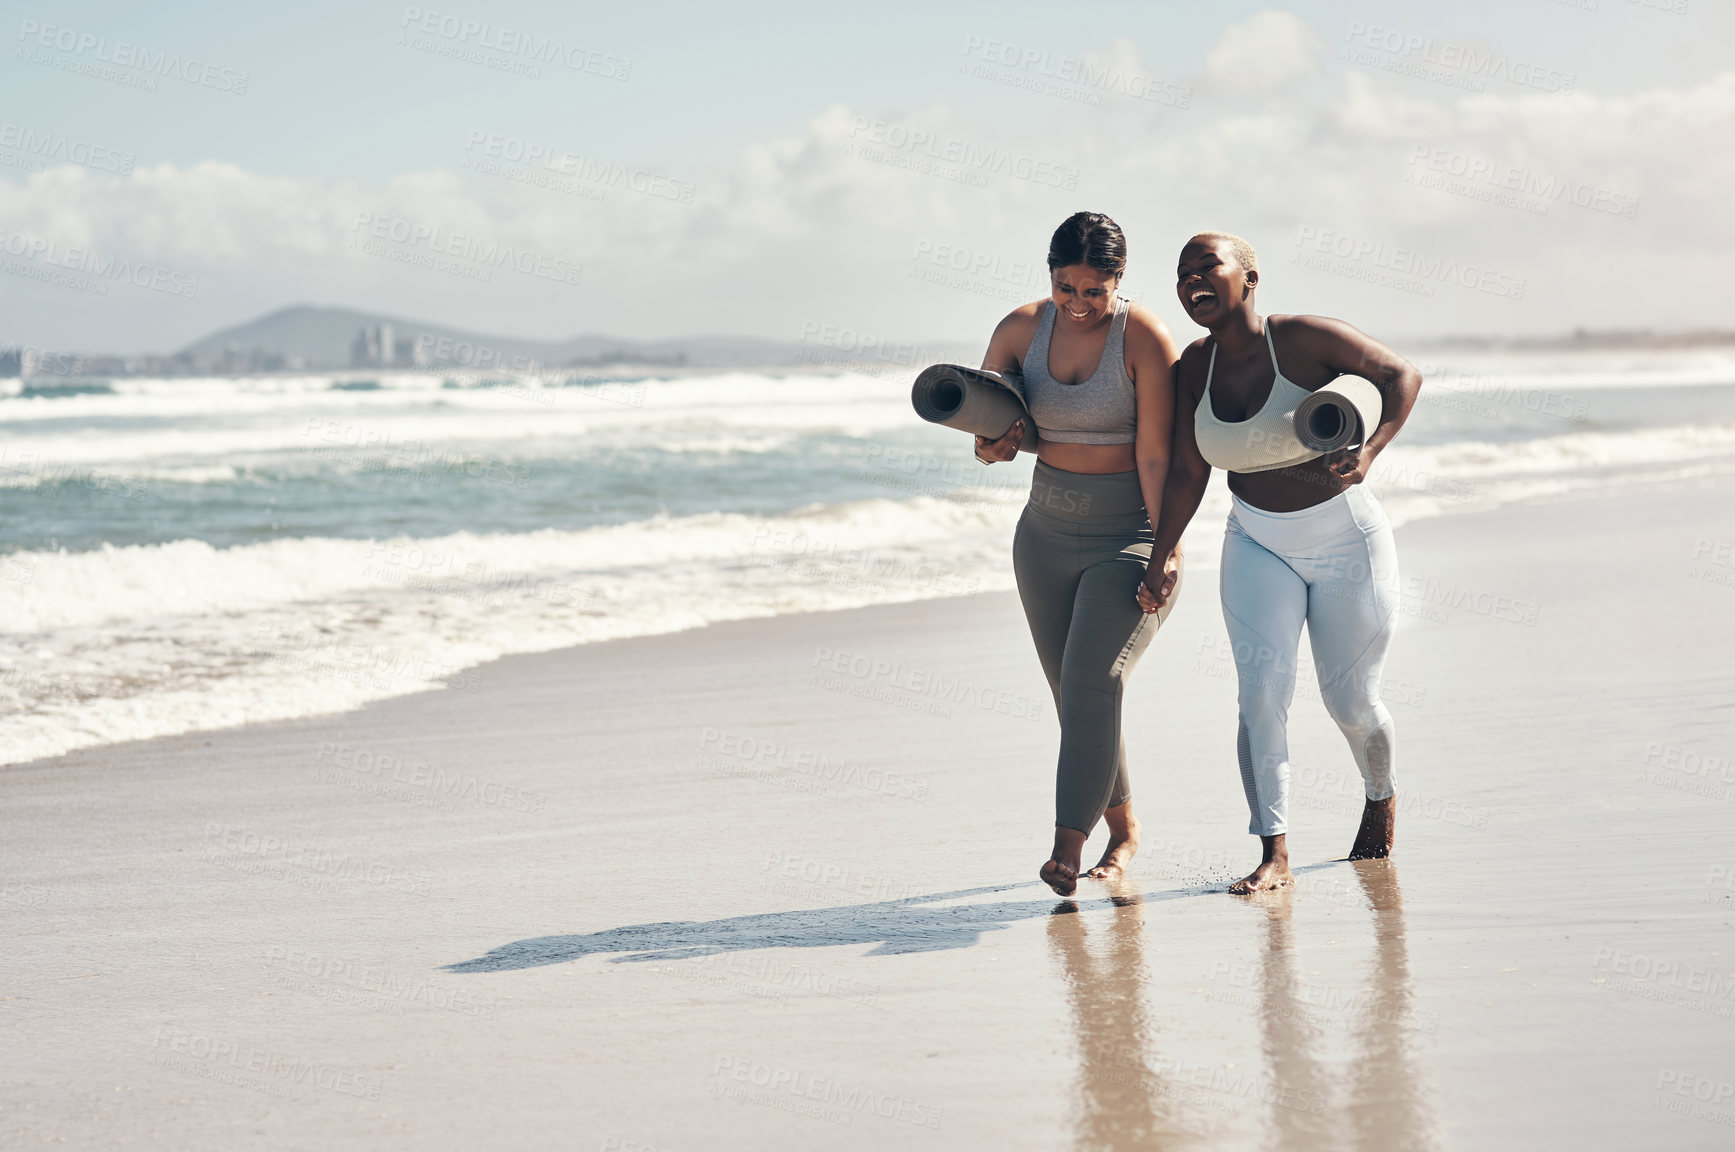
[1012,462,1182,834]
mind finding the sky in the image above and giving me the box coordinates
[1,0,1729,353]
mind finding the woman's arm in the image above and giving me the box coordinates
[1126,306,1180,577]
[1284,315,1424,483]
[974,305,1042,462]
[1138,343,1213,612]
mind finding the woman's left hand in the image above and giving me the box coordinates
[1135,546,1182,614]
[1324,444,1377,485]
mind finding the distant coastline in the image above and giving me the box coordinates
[1411,328,1735,353]
[3,303,1732,380]
[0,303,978,380]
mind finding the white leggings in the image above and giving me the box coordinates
[1220,486,1399,837]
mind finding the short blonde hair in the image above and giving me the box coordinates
[1189,231,1258,275]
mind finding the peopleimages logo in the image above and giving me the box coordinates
[0,122,134,175]
[152,1027,384,1099]
[15,20,250,93]
[348,212,582,286]
[462,131,694,203]
[710,1054,945,1130]
[1407,145,1639,220]
[0,229,200,298]
[909,239,1048,290]
[846,117,1078,189]
[398,7,630,80]
[958,35,1192,108]
[1342,22,1575,94]
[1293,226,1526,300]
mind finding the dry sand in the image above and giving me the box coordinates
[4,474,1734,1150]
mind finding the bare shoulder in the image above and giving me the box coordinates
[982,301,1047,372]
[1123,301,1178,355]
[1174,336,1212,398]
[995,299,1047,335]
[1123,300,1172,339]
[1270,312,1369,346]
[1269,313,1406,385]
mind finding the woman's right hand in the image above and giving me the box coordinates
[974,419,1025,464]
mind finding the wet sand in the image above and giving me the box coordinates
[5,473,1734,1150]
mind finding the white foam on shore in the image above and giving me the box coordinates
[7,417,1735,768]
[0,495,1020,766]
[0,370,904,425]
[0,372,916,483]
[1407,348,1735,391]
[1366,422,1735,523]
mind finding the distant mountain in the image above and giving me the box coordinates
[174,304,827,370]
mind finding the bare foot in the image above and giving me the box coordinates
[1348,795,1396,860]
[1229,859,1294,894]
[1085,803,1140,880]
[1041,826,1087,896]
[1229,833,1292,894]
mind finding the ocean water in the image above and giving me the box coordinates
[4,350,1735,766]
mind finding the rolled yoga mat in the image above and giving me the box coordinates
[1293,375,1384,453]
[911,364,1031,443]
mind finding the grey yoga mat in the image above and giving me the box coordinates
[1294,375,1384,453]
[911,364,1031,443]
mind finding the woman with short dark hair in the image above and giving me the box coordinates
[1140,231,1424,893]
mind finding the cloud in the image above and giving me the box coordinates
[1202,10,1328,98]
[1,64,1731,350]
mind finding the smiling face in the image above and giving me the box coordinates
[1050,263,1119,327]
[1176,237,1256,327]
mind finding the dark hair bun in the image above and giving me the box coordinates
[1048,212,1126,277]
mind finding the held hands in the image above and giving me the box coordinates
[1135,546,1183,615]
[1323,443,1377,485]
[973,418,1025,464]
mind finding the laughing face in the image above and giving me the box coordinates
[1176,238,1255,327]
[1050,263,1119,328]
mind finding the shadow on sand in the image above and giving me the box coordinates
[445,882,1218,973]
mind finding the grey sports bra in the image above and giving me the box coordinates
[1193,319,1323,473]
[1020,298,1136,445]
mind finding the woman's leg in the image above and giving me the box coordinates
[1052,542,1159,834]
[1304,492,1401,857]
[1013,508,1090,895]
[1012,508,1081,716]
[1082,541,1184,881]
[1220,517,1308,888]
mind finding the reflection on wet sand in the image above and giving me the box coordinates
[1048,861,1441,1150]
[1340,860,1443,1151]
[1048,882,1205,1150]
[1256,888,1336,1150]
[1253,860,1444,1151]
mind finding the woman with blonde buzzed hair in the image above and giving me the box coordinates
[1138,231,1424,894]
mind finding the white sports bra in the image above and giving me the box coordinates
[1193,320,1324,474]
